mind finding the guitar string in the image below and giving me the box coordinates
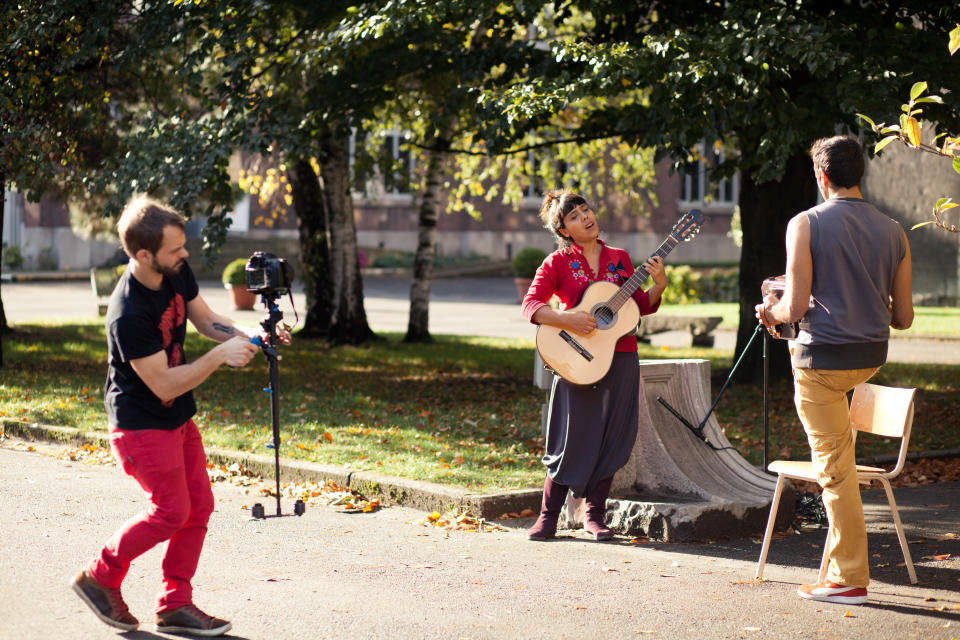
[605,234,680,313]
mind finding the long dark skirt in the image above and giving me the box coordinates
[542,351,640,498]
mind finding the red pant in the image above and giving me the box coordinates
[89,419,214,613]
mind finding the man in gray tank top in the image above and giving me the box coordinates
[756,135,913,605]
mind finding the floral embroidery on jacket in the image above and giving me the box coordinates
[602,262,623,284]
[569,258,589,283]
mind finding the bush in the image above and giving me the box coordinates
[221,258,248,287]
[511,247,547,278]
[2,244,24,270]
[659,265,739,305]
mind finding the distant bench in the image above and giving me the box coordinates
[636,315,723,347]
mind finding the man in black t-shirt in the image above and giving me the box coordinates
[71,195,288,636]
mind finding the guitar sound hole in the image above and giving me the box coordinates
[594,306,614,328]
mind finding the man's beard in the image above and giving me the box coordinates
[151,255,184,278]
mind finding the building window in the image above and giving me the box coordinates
[522,150,542,199]
[679,141,738,208]
[350,129,415,198]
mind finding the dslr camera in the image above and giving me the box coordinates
[245,251,294,297]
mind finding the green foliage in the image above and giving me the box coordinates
[511,247,547,278]
[221,258,248,287]
[1,244,24,270]
[661,266,738,305]
[859,26,960,234]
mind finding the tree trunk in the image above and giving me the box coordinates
[0,173,5,369]
[733,151,818,383]
[405,133,451,343]
[319,124,374,345]
[288,157,332,337]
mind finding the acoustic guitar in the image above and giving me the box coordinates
[535,210,703,386]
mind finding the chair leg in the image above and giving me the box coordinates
[880,478,918,584]
[818,529,830,583]
[755,475,785,580]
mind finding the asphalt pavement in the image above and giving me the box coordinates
[1,441,959,640]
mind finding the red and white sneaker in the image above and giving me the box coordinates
[797,580,868,605]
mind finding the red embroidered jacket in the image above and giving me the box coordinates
[521,240,661,353]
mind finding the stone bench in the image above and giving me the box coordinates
[560,358,793,541]
[637,315,723,347]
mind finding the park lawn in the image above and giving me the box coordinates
[2,320,959,492]
[660,302,960,336]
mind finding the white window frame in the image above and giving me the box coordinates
[349,128,415,202]
[679,141,739,210]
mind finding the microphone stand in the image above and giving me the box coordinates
[657,322,772,471]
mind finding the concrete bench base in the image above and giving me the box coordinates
[561,358,793,542]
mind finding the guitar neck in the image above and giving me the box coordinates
[607,234,680,312]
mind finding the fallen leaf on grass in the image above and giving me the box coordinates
[843,611,856,618]
[601,567,617,573]
[922,554,951,561]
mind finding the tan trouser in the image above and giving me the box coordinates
[793,366,880,588]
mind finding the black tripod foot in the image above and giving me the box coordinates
[250,499,306,520]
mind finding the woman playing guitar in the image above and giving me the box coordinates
[521,189,667,541]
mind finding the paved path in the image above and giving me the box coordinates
[3,276,958,364]
[2,442,959,640]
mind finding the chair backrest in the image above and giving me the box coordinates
[849,382,916,476]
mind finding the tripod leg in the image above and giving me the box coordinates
[270,357,282,516]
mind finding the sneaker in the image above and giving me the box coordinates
[70,569,139,631]
[797,580,868,605]
[155,604,232,636]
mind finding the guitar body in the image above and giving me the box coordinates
[536,280,641,386]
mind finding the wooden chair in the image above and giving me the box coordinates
[755,383,918,584]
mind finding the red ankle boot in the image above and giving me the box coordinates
[584,477,614,541]
[527,475,569,540]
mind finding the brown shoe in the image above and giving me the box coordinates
[155,604,232,636]
[71,569,139,631]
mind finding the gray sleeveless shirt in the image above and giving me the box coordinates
[791,198,906,370]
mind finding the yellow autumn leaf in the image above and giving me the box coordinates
[949,25,960,56]
[904,117,921,147]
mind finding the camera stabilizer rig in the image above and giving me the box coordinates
[244,252,306,520]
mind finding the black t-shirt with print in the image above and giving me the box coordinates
[105,262,200,430]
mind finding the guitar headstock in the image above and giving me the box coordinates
[672,209,703,242]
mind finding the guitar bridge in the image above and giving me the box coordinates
[559,330,594,361]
